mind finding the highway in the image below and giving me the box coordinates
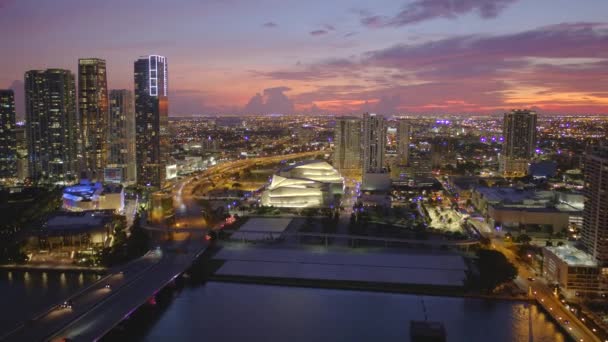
[169,151,323,230]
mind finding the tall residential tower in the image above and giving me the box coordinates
[78,58,109,180]
[333,117,361,175]
[0,90,17,178]
[396,119,410,167]
[25,69,78,183]
[134,55,169,187]
[582,145,608,266]
[362,113,386,174]
[108,89,136,183]
[500,109,537,177]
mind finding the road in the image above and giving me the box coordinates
[169,151,323,230]
[486,232,601,342]
[48,235,207,342]
[1,250,162,342]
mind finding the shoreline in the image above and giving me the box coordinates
[0,264,107,274]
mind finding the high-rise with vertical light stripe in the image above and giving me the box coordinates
[78,58,109,181]
[134,55,168,187]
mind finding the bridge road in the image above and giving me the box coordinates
[47,235,207,342]
[49,238,207,342]
[1,250,162,342]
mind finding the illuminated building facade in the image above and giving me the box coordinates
[261,160,344,208]
[108,89,136,183]
[582,145,608,266]
[78,58,109,181]
[396,118,410,167]
[134,55,169,187]
[25,69,78,183]
[500,109,537,177]
[0,89,17,178]
[362,113,386,174]
[333,117,361,173]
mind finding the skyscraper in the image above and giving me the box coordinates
[14,124,28,181]
[0,89,17,178]
[581,145,608,266]
[362,113,386,174]
[333,117,361,173]
[25,69,78,183]
[78,58,109,180]
[134,55,168,187]
[500,109,537,177]
[396,119,410,166]
[108,89,136,183]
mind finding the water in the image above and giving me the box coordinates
[133,282,568,342]
[0,270,101,334]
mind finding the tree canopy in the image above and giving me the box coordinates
[476,249,518,292]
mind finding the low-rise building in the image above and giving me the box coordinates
[261,160,343,208]
[62,182,124,213]
[34,210,114,248]
[471,187,582,232]
[543,245,601,296]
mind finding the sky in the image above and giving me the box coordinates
[1,0,607,116]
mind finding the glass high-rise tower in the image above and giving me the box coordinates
[0,89,17,178]
[108,89,136,183]
[25,69,78,183]
[334,117,361,172]
[362,113,386,174]
[134,55,168,187]
[500,109,537,177]
[582,145,608,266]
[78,58,109,181]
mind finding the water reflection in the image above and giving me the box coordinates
[0,271,100,334]
[138,282,569,342]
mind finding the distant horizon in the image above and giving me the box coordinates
[2,0,607,117]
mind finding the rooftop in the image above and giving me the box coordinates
[545,245,597,267]
[44,211,113,234]
[214,246,468,287]
[475,187,553,204]
[231,218,292,241]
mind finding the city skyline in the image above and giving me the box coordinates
[1,0,608,117]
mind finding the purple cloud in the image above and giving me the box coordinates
[361,0,519,28]
[244,86,294,114]
[0,0,15,9]
[257,22,608,114]
[310,29,328,36]
[262,21,278,28]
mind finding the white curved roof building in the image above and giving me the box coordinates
[261,160,344,208]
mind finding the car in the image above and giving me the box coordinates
[104,284,112,290]
[60,300,73,309]
[527,277,535,282]
[563,320,570,325]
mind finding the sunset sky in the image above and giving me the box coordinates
[1,0,607,116]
